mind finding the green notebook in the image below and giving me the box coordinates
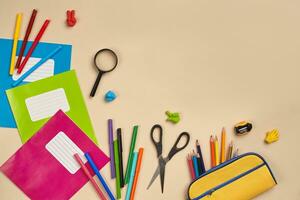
[6,70,97,144]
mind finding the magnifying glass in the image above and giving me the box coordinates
[90,49,118,97]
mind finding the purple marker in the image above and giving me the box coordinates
[108,119,116,178]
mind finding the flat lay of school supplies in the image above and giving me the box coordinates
[0,7,282,200]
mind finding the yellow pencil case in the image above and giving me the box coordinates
[188,153,277,200]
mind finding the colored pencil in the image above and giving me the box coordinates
[85,153,115,200]
[117,128,124,188]
[125,125,138,184]
[18,19,50,74]
[108,119,116,179]
[74,154,107,200]
[113,140,121,199]
[9,13,23,75]
[221,127,226,163]
[192,153,199,178]
[15,9,37,69]
[130,148,144,200]
[196,154,203,175]
[12,46,62,86]
[196,140,206,173]
[187,154,195,180]
[210,135,216,168]
[233,148,239,158]
[214,136,220,166]
[125,152,138,200]
[226,141,233,161]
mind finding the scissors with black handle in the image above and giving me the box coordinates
[147,124,190,193]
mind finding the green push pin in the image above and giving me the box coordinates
[165,111,180,124]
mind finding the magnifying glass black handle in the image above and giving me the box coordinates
[90,72,103,97]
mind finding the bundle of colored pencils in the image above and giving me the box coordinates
[187,127,239,181]
[187,140,206,180]
[210,128,239,168]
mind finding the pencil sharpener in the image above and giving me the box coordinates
[234,121,252,135]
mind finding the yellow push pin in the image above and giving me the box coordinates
[264,129,279,144]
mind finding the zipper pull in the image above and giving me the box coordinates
[207,190,216,200]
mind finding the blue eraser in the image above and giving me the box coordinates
[105,90,117,102]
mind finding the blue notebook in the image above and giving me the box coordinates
[0,38,72,128]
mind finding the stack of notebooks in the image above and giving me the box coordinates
[0,38,110,199]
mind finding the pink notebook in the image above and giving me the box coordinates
[0,110,109,200]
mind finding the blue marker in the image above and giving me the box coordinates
[84,152,115,200]
[125,152,138,200]
[12,46,62,87]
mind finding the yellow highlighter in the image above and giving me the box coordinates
[9,13,22,75]
[214,136,220,166]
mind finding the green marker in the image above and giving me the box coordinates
[114,140,121,199]
[124,125,138,184]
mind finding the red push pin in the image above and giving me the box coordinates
[66,10,77,27]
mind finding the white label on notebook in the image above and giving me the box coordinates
[12,57,55,82]
[46,131,87,174]
[25,88,70,122]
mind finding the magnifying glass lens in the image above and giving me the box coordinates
[95,51,117,71]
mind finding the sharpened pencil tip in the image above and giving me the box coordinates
[222,127,226,133]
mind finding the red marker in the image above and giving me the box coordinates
[18,19,50,74]
[15,9,37,69]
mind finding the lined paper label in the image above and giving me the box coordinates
[12,57,55,82]
[46,131,86,174]
[25,88,70,122]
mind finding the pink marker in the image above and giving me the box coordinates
[74,154,107,200]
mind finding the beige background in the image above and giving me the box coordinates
[1,0,300,199]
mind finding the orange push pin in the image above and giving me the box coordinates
[66,10,77,27]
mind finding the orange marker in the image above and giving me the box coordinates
[210,135,216,168]
[130,148,144,200]
[221,127,226,163]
